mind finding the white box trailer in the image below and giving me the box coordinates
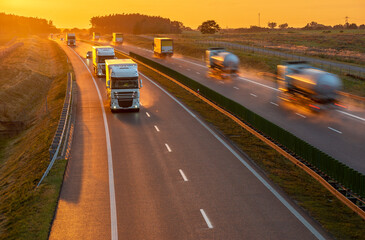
[153,38,173,57]
[92,46,115,77]
[112,33,123,44]
[105,59,142,112]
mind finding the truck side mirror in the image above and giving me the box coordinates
[139,79,143,89]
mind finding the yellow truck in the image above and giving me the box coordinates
[153,38,173,57]
[112,33,123,44]
[93,32,100,41]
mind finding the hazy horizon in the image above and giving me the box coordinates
[1,0,365,29]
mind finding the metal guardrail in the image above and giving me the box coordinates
[128,51,365,218]
[37,72,74,187]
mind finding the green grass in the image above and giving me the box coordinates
[134,62,365,240]
[0,36,71,240]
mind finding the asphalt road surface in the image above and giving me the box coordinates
[49,40,331,240]
[99,41,365,175]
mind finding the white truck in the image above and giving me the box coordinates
[105,59,142,112]
[92,46,115,77]
[153,38,173,57]
[112,33,123,44]
[66,33,76,46]
[93,32,100,41]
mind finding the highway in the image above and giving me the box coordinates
[49,41,331,239]
[101,41,365,175]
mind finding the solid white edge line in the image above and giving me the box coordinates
[270,102,279,106]
[140,72,325,240]
[336,110,365,122]
[165,143,172,152]
[250,93,258,97]
[296,113,307,118]
[239,76,279,91]
[146,112,151,117]
[200,209,213,229]
[174,57,206,68]
[69,47,118,240]
[179,169,188,182]
[154,125,160,132]
[328,127,342,134]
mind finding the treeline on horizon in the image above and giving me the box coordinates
[0,12,56,35]
[223,21,365,33]
[90,13,190,34]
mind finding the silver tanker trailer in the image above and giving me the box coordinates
[277,61,343,110]
[206,48,240,79]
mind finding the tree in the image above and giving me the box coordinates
[268,22,277,29]
[359,24,365,29]
[198,20,220,34]
[279,23,288,29]
[348,23,358,29]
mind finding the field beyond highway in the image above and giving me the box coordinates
[0,35,70,239]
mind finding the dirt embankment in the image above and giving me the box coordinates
[0,36,69,239]
[0,37,65,133]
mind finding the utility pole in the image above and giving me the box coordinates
[258,13,261,27]
[345,16,349,27]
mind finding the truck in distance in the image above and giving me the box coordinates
[205,48,240,79]
[92,46,115,77]
[153,38,173,58]
[112,33,123,45]
[66,33,76,46]
[105,59,142,112]
[93,32,100,41]
[277,61,343,111]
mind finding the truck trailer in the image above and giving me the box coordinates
[277,61,343,110]
[205,48,240,79]
[112,33,123,44]
[93,32,100,41]
[92,46,115,77]
[66,33,76,46]
[105,59,142,112]
[153,38,173,57]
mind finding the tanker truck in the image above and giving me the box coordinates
[277,61,343,110]
[205,48,240,79]
[66,33,76,46]
[92,46,115,77]
[105,59,142,112]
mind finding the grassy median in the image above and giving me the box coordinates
[0,36,71,240]
[136,62,365,239]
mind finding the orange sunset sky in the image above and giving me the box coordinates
[1,0,364,29]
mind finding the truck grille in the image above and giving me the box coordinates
[114,92,136,108]
[114,92,136,99]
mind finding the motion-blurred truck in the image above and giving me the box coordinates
[105,59,142,112]
[92,46,115,77]
[277,61,343,110]
[153,38,173,57]
[66,33,76,46]
[112,33,123,44]
[205,48,240,78]
[93,32,100,41]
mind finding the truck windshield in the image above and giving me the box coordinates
[111,77,138,89]
[68,36,75,40]
[98,55,114,63]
